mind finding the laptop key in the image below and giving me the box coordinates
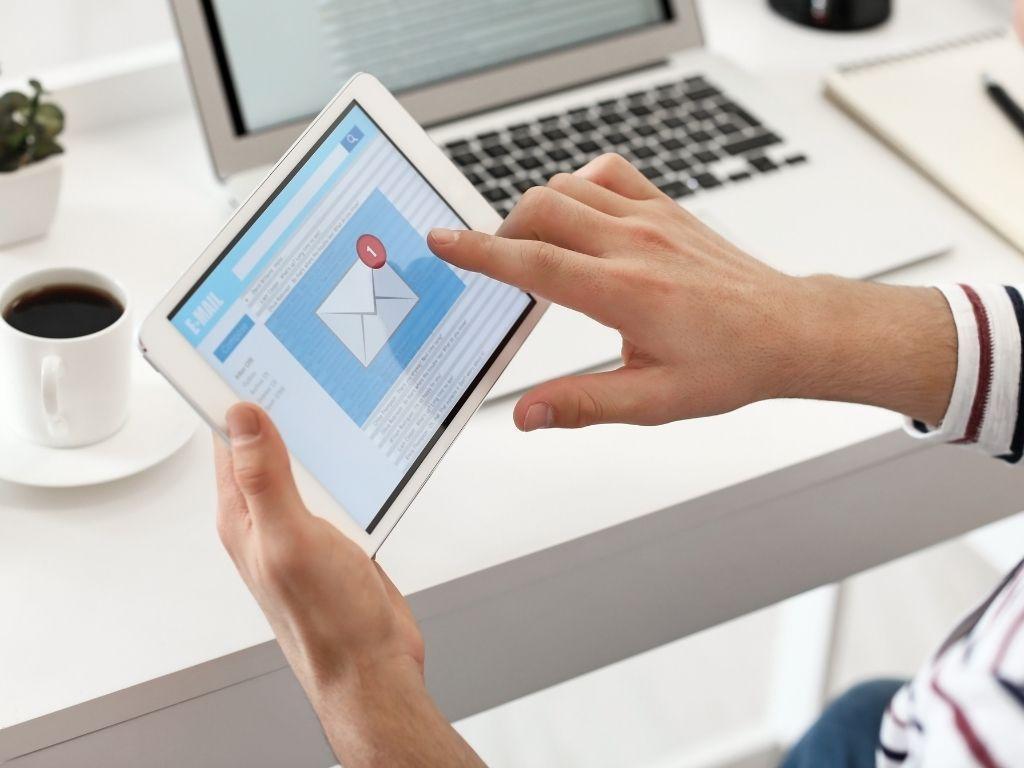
[547,147,572,162]
[665,157,691,172]
[722,132,781,156]
[784,154,808,165]
[482,143,510,158]
[486,163,514,179]
[516,155,543,170]
[543,127,569,142]
[465,171,485,186]
[749,156,778,172]
[575,139,601,154]
[637,163,663,180]
[660,180,693,199]
[694,149,719,163]
[600,112,627,126]
[634,124,658,137]
[633,146,656,160]
[513,135,539,150]
[483,186,511,203]
[451,151,481,167]
[571,119,598,133]
[730,105,763,128]
[513,178,535,194]
[686,86,721,100]
[662,137,685,152]
[729,171,753,182]
[693,172,722,189]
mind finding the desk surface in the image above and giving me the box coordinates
[0,0,1018,741]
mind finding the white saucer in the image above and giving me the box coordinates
[0,356,198,488]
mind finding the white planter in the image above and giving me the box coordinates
[0,156,63,247]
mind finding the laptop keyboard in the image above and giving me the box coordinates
[441,74,808,217]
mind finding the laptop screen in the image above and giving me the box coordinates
[202,0,674,135]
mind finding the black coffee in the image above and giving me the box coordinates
[2,284,123,339]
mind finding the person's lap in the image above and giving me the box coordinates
[780,679,905,768]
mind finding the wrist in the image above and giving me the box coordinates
[308,652,426,714]
[308,654,445,766]
[774,275,957,425]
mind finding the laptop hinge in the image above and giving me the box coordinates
[421,59,673,131]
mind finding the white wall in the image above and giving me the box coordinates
[0,0,174,80]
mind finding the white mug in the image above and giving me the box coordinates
[0,268,132,448]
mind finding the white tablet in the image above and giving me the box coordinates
[140,73,546,555]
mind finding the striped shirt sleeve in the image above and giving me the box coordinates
[905,284,1024,462]
[886,284,1024,766]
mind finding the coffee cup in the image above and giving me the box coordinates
[0,267,132,448]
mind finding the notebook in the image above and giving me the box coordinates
[825,30,1024,254]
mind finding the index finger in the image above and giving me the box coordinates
[428,228,618,324]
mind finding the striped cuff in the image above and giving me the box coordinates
[905,285,1024,462]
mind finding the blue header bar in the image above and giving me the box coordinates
[172,106,378,345]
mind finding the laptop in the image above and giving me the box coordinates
[170,0,951,397]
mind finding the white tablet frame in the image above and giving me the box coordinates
[139,73,548,555]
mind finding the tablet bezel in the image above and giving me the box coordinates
[139,73,548,555]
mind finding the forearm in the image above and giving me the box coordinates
[777,275,957,425]
[308,658,486,768]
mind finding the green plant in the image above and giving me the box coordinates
[0,75,64,173]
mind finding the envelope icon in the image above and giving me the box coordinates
[316,261,418,366]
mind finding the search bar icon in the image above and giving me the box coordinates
[343,126,364,149]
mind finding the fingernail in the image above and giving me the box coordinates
[429,228,458,246]
[523,403,554,432]
[226,404,260,444]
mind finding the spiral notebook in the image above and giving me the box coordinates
[825,30,1024,254]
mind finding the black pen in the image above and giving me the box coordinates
[983,73,1024,140]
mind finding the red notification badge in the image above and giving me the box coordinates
[356,234,387,269]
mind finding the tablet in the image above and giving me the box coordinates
[140,73,546,554]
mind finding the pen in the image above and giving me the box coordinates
[983,73,1024,141]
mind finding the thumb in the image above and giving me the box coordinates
[225,403,306,529]
[513,367,667,430]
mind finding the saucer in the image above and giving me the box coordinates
[0,356,198,488]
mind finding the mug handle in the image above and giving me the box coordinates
[41,355,69,438]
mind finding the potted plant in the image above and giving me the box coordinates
[0,75,65,247]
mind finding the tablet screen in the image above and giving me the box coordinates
[170,103,533,531]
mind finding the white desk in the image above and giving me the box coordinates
[2,0,1021,764]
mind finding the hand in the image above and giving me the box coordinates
[214,403,484,767]
[428,154,956,428]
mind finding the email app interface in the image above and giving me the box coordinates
[171,104,531,530]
